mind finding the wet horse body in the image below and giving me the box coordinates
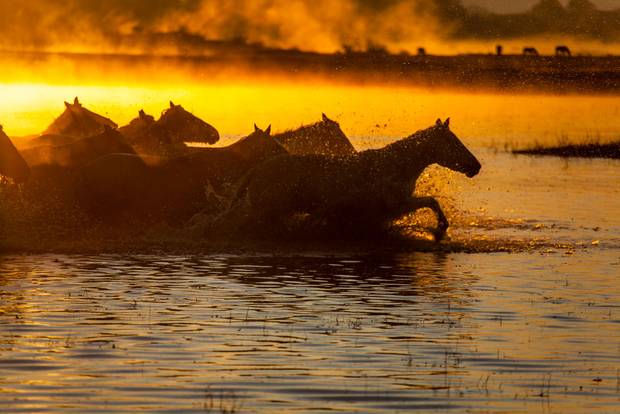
[21,127,136,168]
[233,119,481,240]
[80,126,285,221]
[0,125,30,183]
[120,103,219,157]
[273,114,356,156]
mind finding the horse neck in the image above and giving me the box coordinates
[360,132,436,183]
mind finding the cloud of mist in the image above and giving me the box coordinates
[0,0,618,55]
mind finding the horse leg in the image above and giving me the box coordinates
[406,196,449,242]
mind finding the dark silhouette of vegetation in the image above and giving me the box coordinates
[455,0,620,41]
[514,141,620,159]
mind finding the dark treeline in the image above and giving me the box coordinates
[452,0,620,41]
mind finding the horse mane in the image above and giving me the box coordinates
[274,119,332,140]
[383,124,436,151]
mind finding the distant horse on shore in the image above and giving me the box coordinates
[119,102,220,157]
[79,125,285,221]
[226,119,481,241]
[523,47,539,56]
[555,46,571,57]
[20,126,135,168]
[0,125,30,183]
[273,114,356,156]
[43,97,118,138]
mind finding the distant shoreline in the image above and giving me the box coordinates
[513,141,620,159]
[2,49,620,94]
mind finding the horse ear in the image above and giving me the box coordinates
[139,109,146,118]
[444,118,450,128]
[65,101,71,108]
[74,97,80,105]
[254,123,261,132]
[265,125,271,135]
[169,101,175,108]
[322,113,329,122]
[0,125,3,131]
[436,118,442,127]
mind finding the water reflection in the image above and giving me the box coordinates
[0,253,618,413]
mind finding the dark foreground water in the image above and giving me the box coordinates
[1,150,620,413]
[0,251,619,413]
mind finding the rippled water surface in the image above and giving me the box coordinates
[1,248,619,413]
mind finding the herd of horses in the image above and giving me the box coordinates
[0,98,481,241]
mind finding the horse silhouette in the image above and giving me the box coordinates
[79,125,284,221]
[523,47,539,56]
[119,103,220,157]
[43,97,118,138]
[21,126,135,168]
[227,119,481,241]
[555,46,571,57]
[118,109,156,144]
[273,114,356,156]
[0,125,30,183]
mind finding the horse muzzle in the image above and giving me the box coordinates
[465,163,481,178]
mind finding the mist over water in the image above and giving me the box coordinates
[1,0,619,54]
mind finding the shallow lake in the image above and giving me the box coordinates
[1,150,619,413]
[1,249,619,413]
[1,76,620,412]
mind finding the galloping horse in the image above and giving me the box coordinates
[229,119,481,240]
[43,97,118,138]
[119,102,220,157]
[79,125,284,221]
[274,114,356,156]
[0,125,30,183]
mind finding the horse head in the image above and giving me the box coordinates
[157,102,220,145]
[430,118,481,178]
[47,98,117,137]
[229,124,287,162]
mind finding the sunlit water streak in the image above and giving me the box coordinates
[0,251,618,413]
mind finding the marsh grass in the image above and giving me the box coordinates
[508,132,620,159]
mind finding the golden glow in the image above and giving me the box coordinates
[1,80,619,150]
